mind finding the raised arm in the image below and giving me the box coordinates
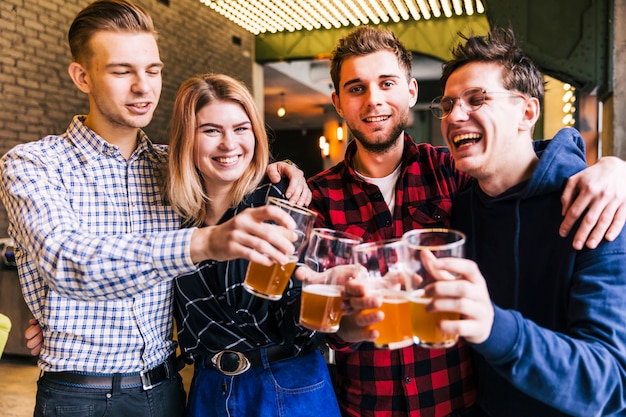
[266,160,312,206]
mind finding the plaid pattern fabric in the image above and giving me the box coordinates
[0,116,196,373]
[174,181,320,360]
[308,134,477,417]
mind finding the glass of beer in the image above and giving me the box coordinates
[352,238,415,350]
[403,228,466,349]
[243,197,317,301]
[299,228,363,333]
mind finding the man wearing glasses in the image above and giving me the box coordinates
[422,27,626,416]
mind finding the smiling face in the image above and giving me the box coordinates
[194,100,255,195]
[332,50,418,154]
[76,31,162,140]
[440,61,534,185]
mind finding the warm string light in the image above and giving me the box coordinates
[199,0,485,34]
[277,92,286,118]
[336,121,344,141]
[561,83,576,126]
[319,136,330,157]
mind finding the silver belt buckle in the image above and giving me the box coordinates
[211,350,251,376]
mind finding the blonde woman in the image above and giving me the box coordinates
[168,73,340,417]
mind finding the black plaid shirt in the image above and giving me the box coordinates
[174,181,320,361]
[308,134,477,417]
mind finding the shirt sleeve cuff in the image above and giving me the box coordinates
[470,304,521,363]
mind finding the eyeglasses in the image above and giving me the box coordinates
[430,87,528,119]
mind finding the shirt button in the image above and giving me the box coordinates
[405,377,411,384]
[385,220,391,227]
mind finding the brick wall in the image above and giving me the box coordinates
[0,0,254,235]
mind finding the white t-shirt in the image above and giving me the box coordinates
[355,163,402,214]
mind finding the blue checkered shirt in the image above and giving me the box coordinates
[0,115,196,373]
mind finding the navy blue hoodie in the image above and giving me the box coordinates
[452,128,626,416]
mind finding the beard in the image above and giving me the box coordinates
[349,116,406,155]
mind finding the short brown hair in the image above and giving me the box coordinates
[167,74,270,227]
[441,27,544,103]
[330,26,413,95]
[68,0,157,64]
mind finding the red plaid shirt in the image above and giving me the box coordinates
[308,134,477,417]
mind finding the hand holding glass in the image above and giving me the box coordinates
[403,228,465,349]
[243,197,317,301]
[299,228,362,333]
[352,238,414,350]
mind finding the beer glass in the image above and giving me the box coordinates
[352,238,414,350]
[299,228,362,333]
[243,197,317,301]
[403,228,465,349]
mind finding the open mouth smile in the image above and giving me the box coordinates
[452,132,482,148]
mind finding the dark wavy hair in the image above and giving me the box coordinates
[441,27,544,103]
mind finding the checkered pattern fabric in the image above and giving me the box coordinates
[0,116,196,373]
[174,181,320,360]
[308,134,477,417]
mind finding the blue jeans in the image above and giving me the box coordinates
[186,350,341,417]
[34,372,186,417]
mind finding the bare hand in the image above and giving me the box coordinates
[421,250,494,344]
[335,278,383,343]
[266,161,312,206]
[560,156,626,249]
[191,205,297,265]
[25,318,43,356]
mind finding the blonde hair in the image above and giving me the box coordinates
[167,73,270,227]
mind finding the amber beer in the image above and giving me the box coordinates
[365,290,414,349]
[408,289,460,348]
[299,283,343,333]
[243,256,298,301]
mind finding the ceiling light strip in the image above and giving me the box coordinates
[439,0,453,17]
[416,0,431,19]
[345,0,371,24]
[220,0,280,33]
[299,2,332,29]
[380,0,401,22]
[475,0,485,13]
[200,0,485,34]
[428,0,441,17]
[243,4,283,33]
[403,0,422,20]
[208,1,264,34]
[356,0,381,23]
[274,0,321,30]
[451,0,463,15]
[308,0,341,29]
[368,0,391,22]
[319,0,350,27]
[392,0,410,20]
[333,1,362,26]
[260,0,303,31]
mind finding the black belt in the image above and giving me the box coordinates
[41,355,181,390]
[199,345,297,376]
